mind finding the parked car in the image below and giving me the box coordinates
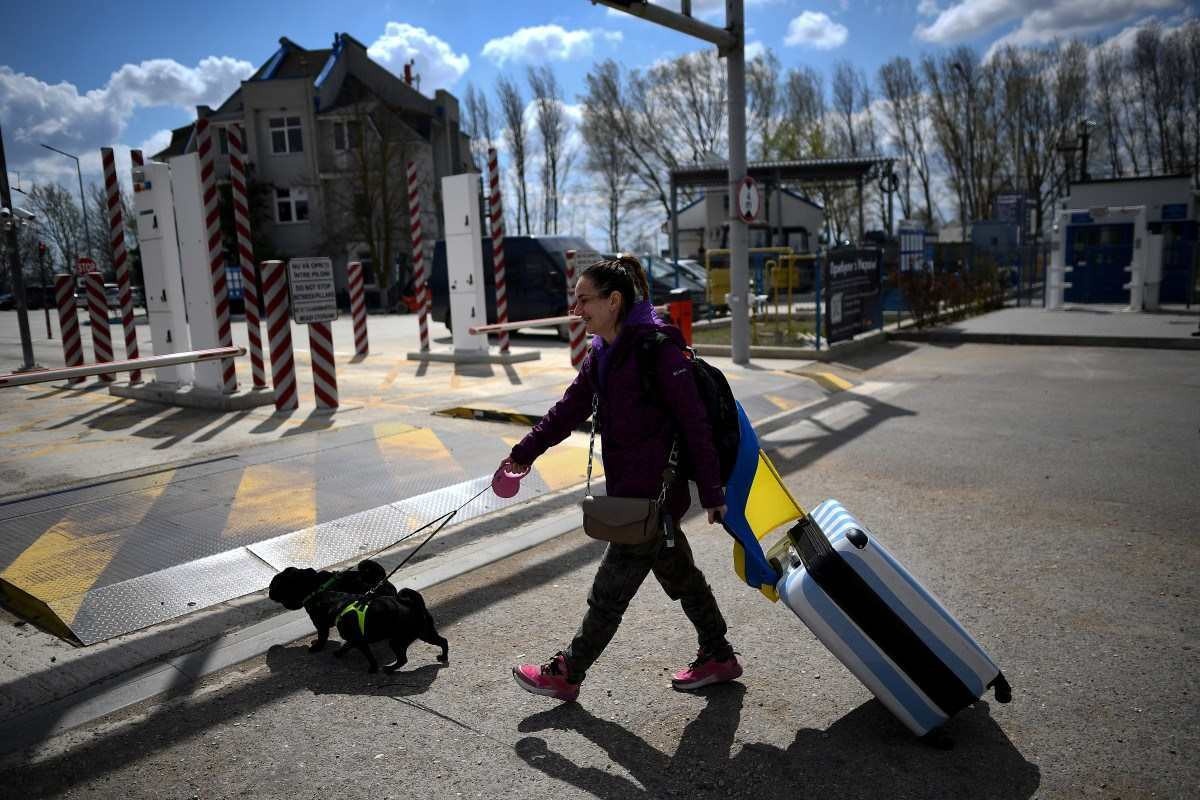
[431,236,602,340]
[0,285,52,310]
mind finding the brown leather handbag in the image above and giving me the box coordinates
[580,394,678,545]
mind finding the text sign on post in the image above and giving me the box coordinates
[824,248,882,344]
[286,257,338,324]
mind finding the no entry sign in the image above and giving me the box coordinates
[737,176,760,223]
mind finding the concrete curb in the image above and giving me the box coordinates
[0,504,586,756]
[888,330,1200,350]
[692,330,889,361]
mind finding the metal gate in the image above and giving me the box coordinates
[1064,223,1133,304]
[1160,235,1196,305]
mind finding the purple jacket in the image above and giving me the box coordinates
[510,306,725,519]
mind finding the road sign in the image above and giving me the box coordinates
[286,257,338,324]
[75,256,97,276]
[737,176,760,223]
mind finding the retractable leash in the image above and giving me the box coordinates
[363,481,496,596]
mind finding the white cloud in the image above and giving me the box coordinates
[367,22,470,91]
[783,12,850,49]
[482,25,622,66]
[917,0,1183,46]
[917,0,941,15]
[746,40,768,61]
[0,56,253,185]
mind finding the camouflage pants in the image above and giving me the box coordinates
[564,523,730,682]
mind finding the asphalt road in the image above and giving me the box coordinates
[2,341,1197,799]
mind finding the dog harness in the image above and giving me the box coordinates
[301,575,341,607]
[336,600,369,637]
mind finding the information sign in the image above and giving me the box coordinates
[824,248,882,344]
[286,257,338,324]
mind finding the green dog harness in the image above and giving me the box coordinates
[337,600,369,637]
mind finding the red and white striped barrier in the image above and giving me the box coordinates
[308,321,339,410]
[565,249,588,370]
[407,160,430,352]
[101,146,140,383]
[487,148,510,353]
[130,149,143,169]
[0,347,244,389]
[196,118,237,393]
[53,274,85,385]
[227,125,267,389]
[347,260,369,356]
[83,272,115,382]
[261,260,298,411]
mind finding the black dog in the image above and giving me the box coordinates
[268,560,398,653]
[306,587,449,673]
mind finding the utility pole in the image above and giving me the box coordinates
[1,121,40,370]
[592,0,749,364]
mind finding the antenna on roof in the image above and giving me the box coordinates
[403,59,420,92]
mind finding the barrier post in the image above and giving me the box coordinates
[101,146,140,382]
[487,148,510,353]
[564,249,588,369]
[407,161,430,352]
[83,272,114,381]
[53,274,85,385]
[261,260,298,411]
[347,260,369,356]
[228,124,267,388]
[195,118,237,393]
[308,321,339,409]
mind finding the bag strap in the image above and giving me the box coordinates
[586,391,679,504]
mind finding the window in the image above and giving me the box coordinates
[269,116,303,154]
[333,120,362,152]
[217,127,229,155]
[275,187,309,223]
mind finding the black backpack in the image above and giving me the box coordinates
[636,331,740,484]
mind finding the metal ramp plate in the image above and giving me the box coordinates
[0,421,596,645]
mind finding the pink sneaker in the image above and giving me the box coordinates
[513,652,581,702]
[671,649,743,691]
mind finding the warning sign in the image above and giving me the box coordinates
[286,257,338,324]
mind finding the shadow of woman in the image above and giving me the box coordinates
[514,687,1039,800]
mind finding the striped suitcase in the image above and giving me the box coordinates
[772,499,1011,739]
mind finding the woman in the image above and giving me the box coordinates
[503,255,742,702]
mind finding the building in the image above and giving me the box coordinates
[152,33,475,306]
[1060,174,1198,304]
[665,188,825,260]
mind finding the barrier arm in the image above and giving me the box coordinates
[0,347,246,389]
[468,306,670,336]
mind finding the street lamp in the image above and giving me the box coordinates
[39,143,91,263]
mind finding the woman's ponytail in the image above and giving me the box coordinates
[580,254,653,321]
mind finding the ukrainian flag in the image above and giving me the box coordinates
[722,403,806,601]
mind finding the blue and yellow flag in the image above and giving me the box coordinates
[721,403,806,601]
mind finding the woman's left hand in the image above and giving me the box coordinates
[706,505,727,525]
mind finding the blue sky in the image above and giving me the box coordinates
[2,0,1192,195]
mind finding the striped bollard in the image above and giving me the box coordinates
[130,149,143,169]
[407,160,430,351]
[261,260,298,412]
[53,274,85,385]
[487,148,509,353]
[195,117,237,393]
[565,249,588,370]
[308,321,339,410]
[83,272,115,382]
[101,146,140,382]
[347,260,369,356]
[228,125,267,388]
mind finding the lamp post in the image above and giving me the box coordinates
[2,121,40,370]
[39,143,91,263]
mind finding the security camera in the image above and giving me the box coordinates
[13,206,35,221]
[0,207,10,219]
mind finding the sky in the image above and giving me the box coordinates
[1,0,1193,232]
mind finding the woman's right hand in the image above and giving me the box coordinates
[500,457,530,476]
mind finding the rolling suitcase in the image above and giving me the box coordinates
[769,499,1011,739]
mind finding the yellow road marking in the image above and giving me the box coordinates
[0,470,177,623]
[763,393,803,412]
[796,370,854,392]
[227,462,317,547]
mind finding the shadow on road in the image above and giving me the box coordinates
[515,687,1038,799]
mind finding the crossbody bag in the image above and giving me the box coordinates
[580,393,679,545]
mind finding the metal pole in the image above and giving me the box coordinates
[40,244,51,338]
[727,0,749,365]
[40,143,91,262]
[2,122,38,370]
[670,179,679,266]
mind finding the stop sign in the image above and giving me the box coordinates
[75,256,97,275]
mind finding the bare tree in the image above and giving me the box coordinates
[581,99,634,251]
[462,82,496,169]
[747,49,783,159]
[496,76,532,235]
[528,65,570,235]
[831,61,863,156]
[27,183,83,274]
[879,56,938,223]
[1093,43,1127,177]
